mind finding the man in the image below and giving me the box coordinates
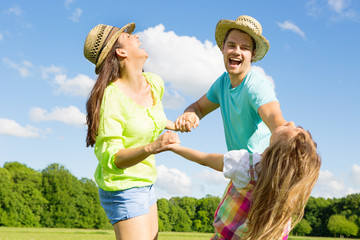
[175,15,287,153]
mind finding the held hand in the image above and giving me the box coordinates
[149,131,180,154]
[175,112,200,132]
[155,143,181,154]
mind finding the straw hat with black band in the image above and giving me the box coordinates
[215,15,269,62]
[84,23,135,74]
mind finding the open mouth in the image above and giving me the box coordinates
[229,58,242,66]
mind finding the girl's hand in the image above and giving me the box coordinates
[148,131,180,154]
[155,143,181,153]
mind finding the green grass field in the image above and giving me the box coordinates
[0,227,356,240]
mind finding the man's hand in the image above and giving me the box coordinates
[175,112,200,132]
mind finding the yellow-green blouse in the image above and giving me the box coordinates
[94,72,167,191]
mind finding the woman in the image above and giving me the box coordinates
[83,23,178,240]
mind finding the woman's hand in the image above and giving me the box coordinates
[147,131,180,154]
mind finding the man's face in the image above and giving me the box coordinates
[222,29,255,78]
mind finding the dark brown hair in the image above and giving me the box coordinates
[86,40,122,147]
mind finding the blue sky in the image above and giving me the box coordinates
[1,0,359,200]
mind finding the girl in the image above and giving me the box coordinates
[158,122,321,239]
[83,23,178,240]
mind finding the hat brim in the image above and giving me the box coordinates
[215,19,269,62]
[95,23,135,74]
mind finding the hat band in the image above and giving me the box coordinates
[95,27,120,64]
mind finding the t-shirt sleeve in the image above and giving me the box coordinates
[223,149,251,186]
[206,73,226,104]
[248,71,278,112]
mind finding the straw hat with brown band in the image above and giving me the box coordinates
[83,23,135,74]
[215,15,270,62]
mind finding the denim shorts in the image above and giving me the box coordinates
[98,185,156,225]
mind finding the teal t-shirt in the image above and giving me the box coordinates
[206,68,278,153]
[94,72,167,191]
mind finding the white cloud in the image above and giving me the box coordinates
[0,33,3,41]
[306,0,358,21]
[155,164,192,195]
[311,170,358,198]
[277,21,306,40]
[41,65,65,79]
[252,66,275,88]
[53,74,95,97]
[64,0,75,9]
[0,118,40,138]
[328,0,348,13]
[162,88,186,109]
[5,6,23,17]
[196,169,228,186]
[29,106,86,126]
[350,164,360,187]
[328,0,358,21]
[3,58,32,77]
[138,24,225,99]
[68,8,82,22]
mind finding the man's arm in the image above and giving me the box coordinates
[258,101,287,132]
[175,94,219,132]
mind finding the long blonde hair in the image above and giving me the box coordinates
[243,130,321,240]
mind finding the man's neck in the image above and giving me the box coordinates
[229,68,251,88]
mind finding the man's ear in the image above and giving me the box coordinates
[115,48,127,58]
[251,49,257,61]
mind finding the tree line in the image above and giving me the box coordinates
[0,162,359,238]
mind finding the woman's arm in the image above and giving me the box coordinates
[113,131,179,168]
[158,144,224,172]
[165,119,176,131]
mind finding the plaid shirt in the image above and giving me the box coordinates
[211,153,290,240]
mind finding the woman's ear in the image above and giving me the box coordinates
[115,48,127,58]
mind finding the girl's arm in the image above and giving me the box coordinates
[158,144,224,172]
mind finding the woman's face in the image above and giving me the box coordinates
[118,32,148,59]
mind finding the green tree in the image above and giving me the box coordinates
[171,196,197,220]
[2,162,47,227]
[167,200,192,232]
[41,163,80,227]
[304,196,333,236]
[292,218,312,236]
[194,210,210,232]
[0,162,110,229]
[194,195,220,233]
[327,214,359,238]
[78,178,110,229]
[0,167,18,226]
[157,198,171,231]
[328,215,346,237]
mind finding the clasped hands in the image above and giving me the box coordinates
[174,112,199,132]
